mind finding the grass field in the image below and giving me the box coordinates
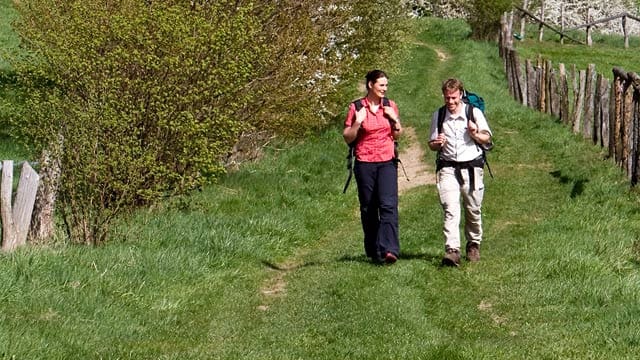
[1,10,640,360]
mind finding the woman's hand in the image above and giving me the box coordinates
[355,106,367,125]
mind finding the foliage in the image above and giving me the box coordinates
[465,0,517,40]
[406,0,469,18]
[2,18,640,358]
[5,0,411,244]
[246,0,412,137]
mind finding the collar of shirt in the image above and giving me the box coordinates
[440,105,482,162]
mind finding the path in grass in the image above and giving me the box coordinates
[257,39,446,309]
[258,125,435,310]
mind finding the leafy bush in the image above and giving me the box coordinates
[7,0,410,244]
[465,0,516,40]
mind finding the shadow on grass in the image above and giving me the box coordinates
[550,169,589,198]
[338,251,442,266]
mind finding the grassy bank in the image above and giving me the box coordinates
[1,16,640,359]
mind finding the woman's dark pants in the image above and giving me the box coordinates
[354,160,399,261]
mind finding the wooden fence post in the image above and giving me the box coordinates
[560,4,565,45]
[622,80,634,176]
[583,64,596,140]
[613,75,624,165]
[572,68,586,134]
[29,149,61,243]
[558,64,570,125]
[545,59,558,115]
[622,15,629,49]
[1,161,16,251]
[538,1,545,41]
[520,0,529,38]
[526,59,536,109]
[537,56,545,112]
[595,74,611,148]
[607,78,616,156]
[511,49,525,105]
[633,91,640,185]
[1,161,40,252]
[586,9,592,46]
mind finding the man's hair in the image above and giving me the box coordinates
[441,78,464,94]
[365,69,388,90]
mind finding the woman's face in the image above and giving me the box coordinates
[368,77,388,99]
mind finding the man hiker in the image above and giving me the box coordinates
[428,78,492,266]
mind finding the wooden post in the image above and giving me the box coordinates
[526,59,537,109]
[1,161,16,251]
[571,65,579,132]
[631,85,640,186]
[610,76,619,160]
[29,148,61,244]
[538,1,545,42]
[595,74,611,148]
[623,81,634,177]
[623,15,629,49]
[544,59,554,114]
[632,86,640,185]
[586,9,592,46]
[613,75,624,165]
[539,56,547,112]
[559,64,570,125]
[560,4,565,45]
[520,0,529,38]
[549,66,560,118]
[511,49,525,105]
[573,69,586,134]
[13,163,39,248]
[583,64,596,140]
[1,161,40,252]
[507,11,514,50]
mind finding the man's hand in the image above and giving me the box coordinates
[429,133,447,151]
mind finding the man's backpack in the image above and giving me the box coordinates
[437,90,494,177]
[343,97,406,193]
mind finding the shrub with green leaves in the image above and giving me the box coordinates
[7,0,410,244]
[465,0,516,40]
[10,1,263,244]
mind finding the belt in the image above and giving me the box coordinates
[436,155,484,189]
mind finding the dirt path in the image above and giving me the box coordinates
[398,126,436,192]
[257,126,435,309]
[257,39,445,309]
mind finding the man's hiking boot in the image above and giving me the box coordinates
[442,248,460,267]
[466,242,480,262]
[384,252,398,265]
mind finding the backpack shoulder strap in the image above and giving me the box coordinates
[353,98,364,112]
[437,106,446,134]
[466,103,476,123]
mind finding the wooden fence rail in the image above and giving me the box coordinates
[0,161,40,252]
[514,5,640,48]
[501,12,640,186]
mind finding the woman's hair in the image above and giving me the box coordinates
[365,69,388,90]
[441,78,464,94]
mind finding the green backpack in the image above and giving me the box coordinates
[437,90,494,177]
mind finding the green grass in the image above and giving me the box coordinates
[516,23,640,77]
[0,0,19,71]
[2,15,640,359]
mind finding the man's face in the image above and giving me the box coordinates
[443,89,461,112]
